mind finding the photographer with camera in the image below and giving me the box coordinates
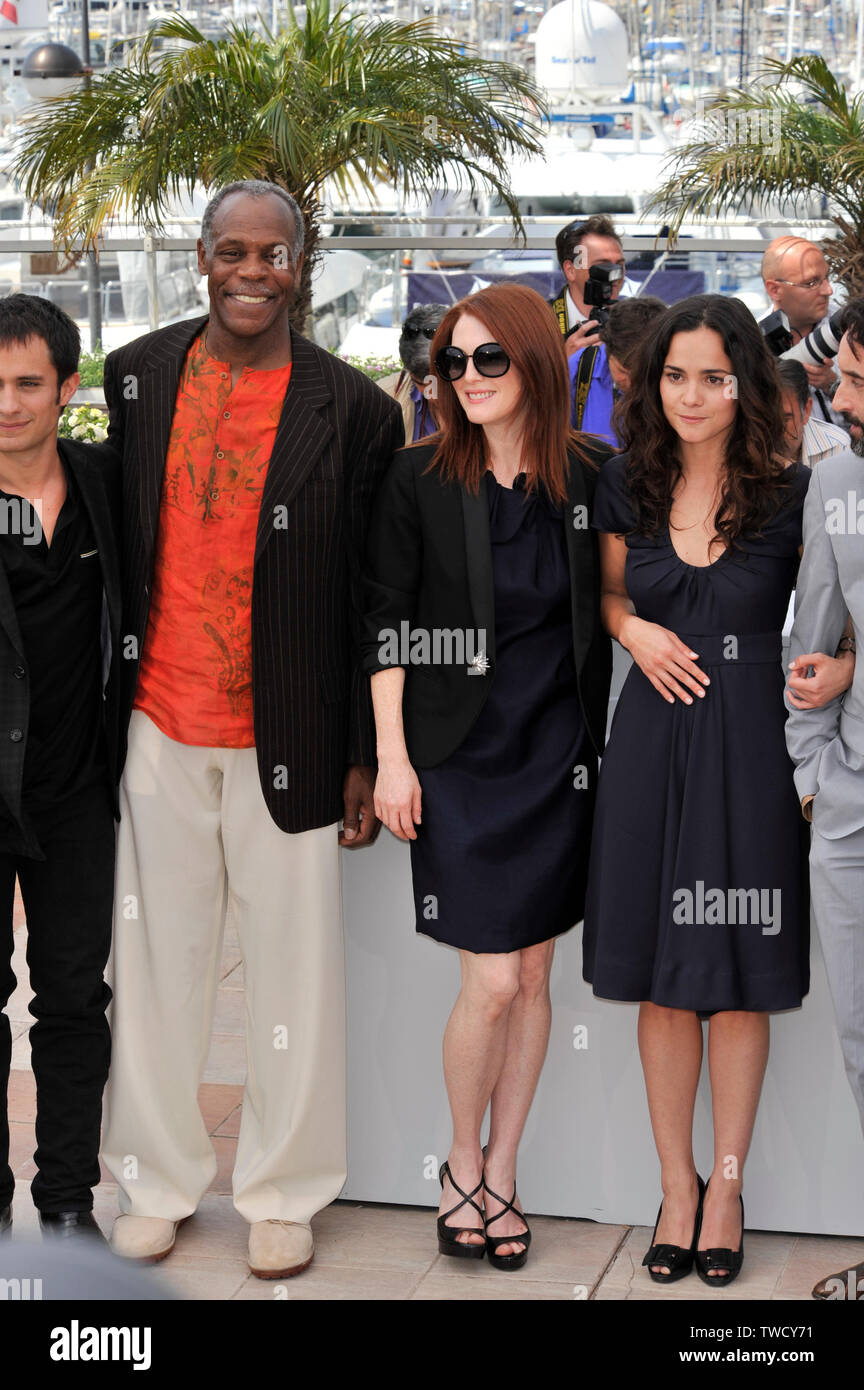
[377,303,447,442]
[761,236,845,427]
[568,294,666,441]
[551,216,632,360]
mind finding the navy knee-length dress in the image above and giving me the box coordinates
[410,471,595,954]
[583,455,811,1012]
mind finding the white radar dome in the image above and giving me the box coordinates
[535,0,630,100]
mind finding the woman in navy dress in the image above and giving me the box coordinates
[584,294,814,1287]
[363,284,611,1268]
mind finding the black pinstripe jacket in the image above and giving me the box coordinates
[362,439,613,767]
[103,315,404,833]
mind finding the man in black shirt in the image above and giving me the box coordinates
[0,295,122,1243]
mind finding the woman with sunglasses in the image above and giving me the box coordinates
[362,283,612,1267]
[583,295,811,1288]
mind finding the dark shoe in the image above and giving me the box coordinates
[642,1173,705,1284]
[695,1188,744,1287]
[0,1204,10,1238]
[812,1261,864,1300]
[437,1160,486,1260]
[39,1210,106,1244]
[481,1174,531,1272]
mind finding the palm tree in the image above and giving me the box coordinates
[647,56,864,295]
[12,3,546,329]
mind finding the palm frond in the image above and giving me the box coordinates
[648,55,864,252]
[12,1,544,252]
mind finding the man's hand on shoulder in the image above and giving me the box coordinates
[339,765,381,848]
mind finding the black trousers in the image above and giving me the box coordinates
[0,783,114,1212]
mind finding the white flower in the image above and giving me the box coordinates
[59,404,108,441]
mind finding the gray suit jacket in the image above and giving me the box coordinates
[786,448,864,837]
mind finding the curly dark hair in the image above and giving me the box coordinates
[617,294,791,547]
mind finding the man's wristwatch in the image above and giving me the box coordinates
[837,636,856,655]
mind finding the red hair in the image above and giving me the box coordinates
[420,282,593,503]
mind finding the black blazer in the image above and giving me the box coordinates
[103,315,404,834]
[362,439,613,767]
[0,438,123,851]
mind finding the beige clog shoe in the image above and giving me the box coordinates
[110,1214,184,1263]
[248,1219,313,1279]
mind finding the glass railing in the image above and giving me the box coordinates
[0,215,842,356]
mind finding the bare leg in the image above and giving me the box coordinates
[438,949,522,1244]
[484,938,557,1256]
[638,1001,704,1275]
[700,1011,769,1275]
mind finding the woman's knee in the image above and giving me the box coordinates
[707,1009,769,1032]
[516,941,555,1000]
[461,955,522,1015]
[639,1000,702,1032]
[641,999,688,1021]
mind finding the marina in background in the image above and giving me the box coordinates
[0,0,853,355]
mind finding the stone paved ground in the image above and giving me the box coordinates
[7,895,864,1300]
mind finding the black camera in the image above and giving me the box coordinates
[580,261,624,329]
[760,309,793,357]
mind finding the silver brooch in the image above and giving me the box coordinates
[468,649,490,675]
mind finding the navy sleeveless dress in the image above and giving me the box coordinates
[583,455,811,1012]
[410,471,595,954]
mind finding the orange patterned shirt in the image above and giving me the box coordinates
[134,333,292,746]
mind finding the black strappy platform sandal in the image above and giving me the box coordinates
[481,1175,531,1271]
[642,1173,705,1284]
[437,1161,486,1259]
[695,1189,744,1288]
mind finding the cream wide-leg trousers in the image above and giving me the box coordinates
[101,710,346,1225]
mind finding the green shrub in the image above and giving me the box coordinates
[77,349,106,388]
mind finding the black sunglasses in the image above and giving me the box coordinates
[435,342,511,382]
[402,324,438,340]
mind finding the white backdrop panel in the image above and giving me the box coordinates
[342,641,864,1234]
